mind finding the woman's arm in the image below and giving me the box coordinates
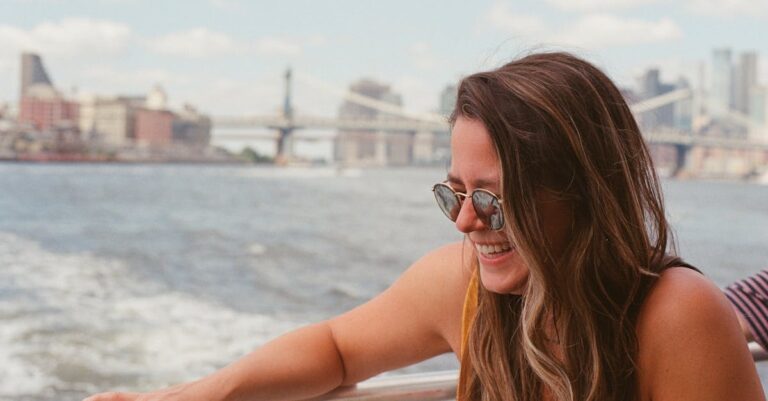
[84,242,472,401]
[637,268,765,401]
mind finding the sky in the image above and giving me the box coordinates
[0,0,766,122]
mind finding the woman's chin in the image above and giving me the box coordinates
[478,262,528,295]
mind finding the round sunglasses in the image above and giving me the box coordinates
[431,182,505,230]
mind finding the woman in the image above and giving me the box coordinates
[85,52,763,401]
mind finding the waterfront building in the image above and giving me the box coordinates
[87,96,144,148]
[172,104,212,152]
[19,53,53,99]
[134,107,174,148]
[18,53,79,133]
[81,88,210,153]
[146,85,168,110]
[18,84,79,132]
[710,48,733,119]
[0,106,16,158]
[78,94,96,137]
[335,79,411,166]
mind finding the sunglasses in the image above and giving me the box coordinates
[432,182,505,230]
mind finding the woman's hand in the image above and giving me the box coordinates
[83,380,216,401]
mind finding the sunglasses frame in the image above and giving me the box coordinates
[431,182,505,231]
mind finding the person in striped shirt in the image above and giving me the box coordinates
[726,270,768,351]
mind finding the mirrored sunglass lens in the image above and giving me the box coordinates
[472,191,504,230]
[434,185,460,221]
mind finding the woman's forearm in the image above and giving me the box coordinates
[207,322,347,401]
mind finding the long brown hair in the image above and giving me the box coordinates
[453,52,675,401]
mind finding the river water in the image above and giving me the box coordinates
[0,163,767,400]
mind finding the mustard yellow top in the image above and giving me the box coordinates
[457,268,479,401]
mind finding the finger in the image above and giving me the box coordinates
[82,391,142,401]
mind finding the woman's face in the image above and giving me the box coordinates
[449,117,572,295]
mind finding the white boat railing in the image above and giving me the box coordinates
[311,370,458,401]
[312,344,768,401]
[750,342,768,361]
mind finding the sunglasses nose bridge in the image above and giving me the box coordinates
[453,191,487,233]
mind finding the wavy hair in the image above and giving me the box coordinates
[452,52,676,401]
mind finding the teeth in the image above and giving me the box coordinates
[476,242,511,255]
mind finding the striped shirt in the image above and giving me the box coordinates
[724,269,768,351]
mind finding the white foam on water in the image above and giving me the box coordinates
[0,232,302,398]
[247,242,267,256]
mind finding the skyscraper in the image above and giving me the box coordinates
[673,78,693,132]
[748,86,768,142]
[710,48,733,119]
[734,51,758,115]
[638,68,676,130]
[19,53,53,99]
[439,84,457,117]
[18,53,79,132]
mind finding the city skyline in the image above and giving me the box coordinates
[6,41,768,165]
[0,0,766,118]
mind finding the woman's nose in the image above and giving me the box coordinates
[455,198,485,233]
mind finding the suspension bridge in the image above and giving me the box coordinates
[212,69,768,176]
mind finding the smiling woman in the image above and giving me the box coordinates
[85,52,765,401]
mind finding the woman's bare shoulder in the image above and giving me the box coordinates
[636,267,764,401]
[636,267,741,359]
[396,241,475,343]
[637,267,725,327]
[408,241,475,286]
[391,241,475,317]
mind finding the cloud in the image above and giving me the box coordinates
[148,30,322,58]
[543,0,766,16]
[79,65,191,97]
[544,0,660,11]
[683,0,768,17]
[0,18,132,59]
[550,14,683,48]
[484,2,683,48]
[485,2,547,37]
[0,18,323,63]
[148,28,247,58]
[147,28,318,58]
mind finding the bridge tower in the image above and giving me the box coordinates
[275,68,294,164]
[670,143,691,177]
